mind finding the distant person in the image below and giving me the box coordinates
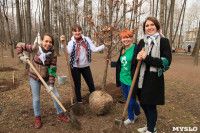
[108,29,141,125]
[132,17,172,133]
[60,25,106,104]
[187,44,191,52]
[172,46,175,53]
[17,33,70,129]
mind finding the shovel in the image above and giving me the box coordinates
[61,40,84,115]
[114,48,144,131]
[23,53,82,129]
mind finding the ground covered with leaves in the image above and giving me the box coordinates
[0,50,199,133]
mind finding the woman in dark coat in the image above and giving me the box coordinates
[132,17,172,133]
[109,29,141,125]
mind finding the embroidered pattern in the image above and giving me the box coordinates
[69,38,91,68]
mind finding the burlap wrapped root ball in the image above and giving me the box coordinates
[89,91,113,115]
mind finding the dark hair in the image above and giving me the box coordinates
[72,25,82,32]
[42,33,54,45]
[143,17,160,33]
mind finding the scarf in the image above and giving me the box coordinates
[39,46,52,65]
[138,32,162,88]
[75,37,88,66]
[69,35,91,68]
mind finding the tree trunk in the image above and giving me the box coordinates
[155,0,159,18]
[152,0,155,16]
[164,0,172,36]
[88,0,92,38]
[26,0,31,44]
[101,0,113,90]
[172,0,186,45]
[2,0,14,58]
[194,22,200,66]
[11,0,16,48]
[16,0,23,42]
[164,0,168,34]
[169,0,175,47]
[84,0,88,35]
[134,0,138,43]
[53,0,59,56]
[45,0,50,33]
[123,0,126,28]
[0,6,4,67]
[160,0,164,30]
[178,0,186,48]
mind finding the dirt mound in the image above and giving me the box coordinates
[0,78,20,92]
[96,83,124,103]
[0,67,18,72]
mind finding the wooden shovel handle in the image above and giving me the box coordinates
[62,42,76,100]
[121,48,145,119]
[23,53,67,112]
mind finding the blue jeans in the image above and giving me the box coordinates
[30,77,63,116]
[121,82,141,120]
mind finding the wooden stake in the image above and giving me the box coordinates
[13,71,15,84]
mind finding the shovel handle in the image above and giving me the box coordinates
[62,42,76,101]
[23,53,67,112]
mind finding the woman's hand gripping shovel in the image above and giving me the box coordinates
[61,39,84,116]
[113,48,144,132]
[23,53,82,129]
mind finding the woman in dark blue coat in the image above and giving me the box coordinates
[109,29,141,125]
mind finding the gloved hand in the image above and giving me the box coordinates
[158,57,169,77]
[20,56,29,63]
[49,86,54,92]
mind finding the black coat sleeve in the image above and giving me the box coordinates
[144,38,172,67]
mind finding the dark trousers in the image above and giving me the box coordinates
[71,66,95,102]
[140,104,157,132]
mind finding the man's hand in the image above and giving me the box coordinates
[20,56,29,63]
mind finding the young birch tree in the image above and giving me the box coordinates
[85,0,143,90]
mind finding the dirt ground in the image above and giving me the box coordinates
[0,49,200,133]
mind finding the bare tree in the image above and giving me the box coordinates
[193,21,200,66]
[2,0,14,58]
[26,0,31,44]
[45,0,50,33]
[169,0,175,47]
[172,0,186,45]
[53,0,59,55]
[178,0,186,48]
[155,0,159,18]
[87,0,92,38]
[160,0,164,30]
[0,5,5,67]
[83,0,88,35]
[16,0,23,42]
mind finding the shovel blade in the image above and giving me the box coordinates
[65,111,82,130]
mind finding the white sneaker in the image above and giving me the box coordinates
[146,129,157,133]
[138,126,147,133]
[124,119,134,125]
[134,114,139,121]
